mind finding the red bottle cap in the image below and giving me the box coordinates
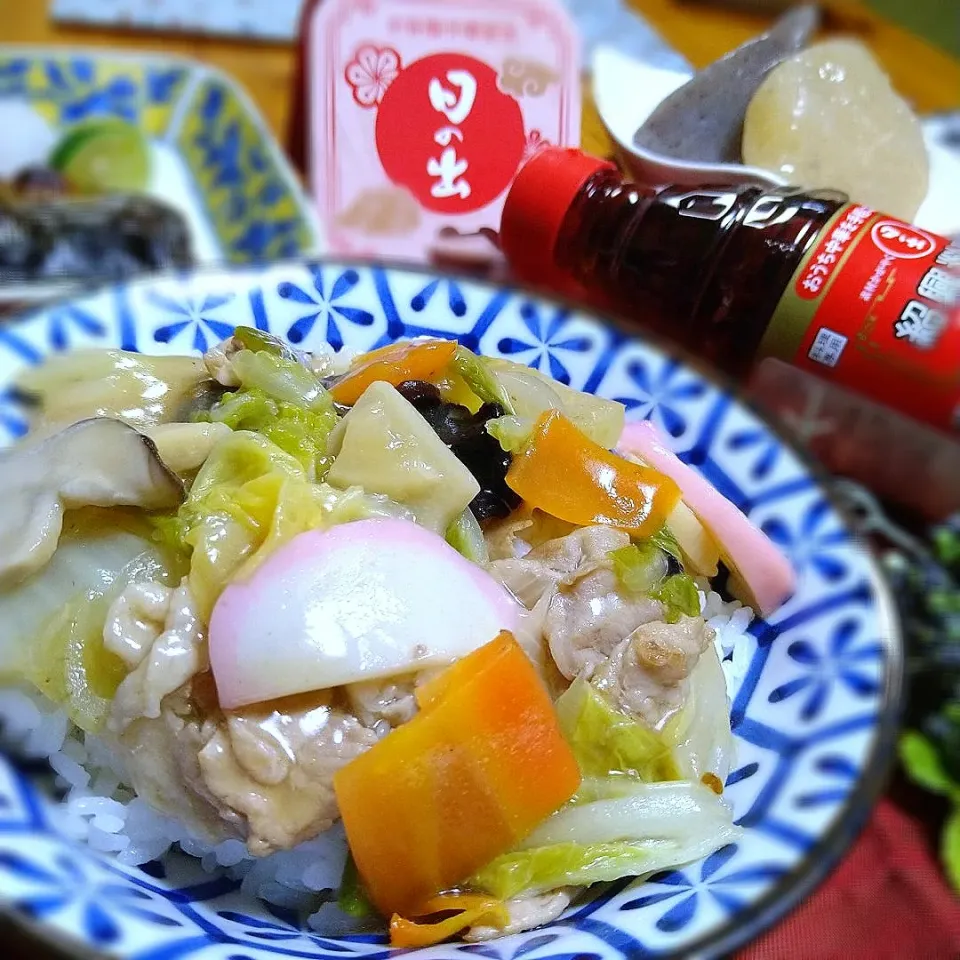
[500,147,615,284]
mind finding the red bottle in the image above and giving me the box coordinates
[499,148,959,437]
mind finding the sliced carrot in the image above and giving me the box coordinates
[506,410,681,536]
[390,893,508,948]
[414,629,506,711]
[330,339,457,405]
[333,631,580,917]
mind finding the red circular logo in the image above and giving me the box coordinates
[870,220,938,260]
[375,53,525,214]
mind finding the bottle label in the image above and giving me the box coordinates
[759,203,959,433]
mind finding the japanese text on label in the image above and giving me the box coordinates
[427,69,476,199]
[917,266,958,306]
[894,300,946,350]
[797,205,873,298]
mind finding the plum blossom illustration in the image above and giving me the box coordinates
[344,46,401,108]
[522,129,551,162]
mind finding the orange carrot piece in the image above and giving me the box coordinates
[506,410,681,536]
[389,894,508,948]
[333,631,580,917]
[330,339,457,405]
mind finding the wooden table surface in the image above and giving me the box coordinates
[1,0,958,162]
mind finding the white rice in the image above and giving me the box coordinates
[699,580,755,694]
[0,589,752,929]
[0,686,366,929]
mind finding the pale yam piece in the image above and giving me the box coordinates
[742,39,928,221]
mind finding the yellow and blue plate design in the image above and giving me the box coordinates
[0,48,322,264]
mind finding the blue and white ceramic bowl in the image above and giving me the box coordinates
[0,261,901,960]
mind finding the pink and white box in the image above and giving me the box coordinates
[293,0,581,266]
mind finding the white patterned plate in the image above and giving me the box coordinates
[0,261,901,960]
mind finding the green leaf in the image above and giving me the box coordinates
[28,593,126,733]
[555,678,679,783]
[656,574,701,623]
[899,731,959,797]
[170,433,326,618]
[445,509,489,565]
[337,853,377,918]
[483,357,625,448]
[471,842,655,900]
[929,590,960,616]
[452,346,515,414]
[230,348,330,409]
[933,525,960,570]
[610,542,667,595]
[486,415,534,453]
[651,525,684,566]
[206,387,337,481]
[471,829,732,901]
[202,348,338,482]
[942,807,960,894]
[232,326,298,361]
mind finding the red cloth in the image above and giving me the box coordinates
[738,800,960,960]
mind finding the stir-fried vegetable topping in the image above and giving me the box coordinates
[202,349,337,481]
[556,679,680,783]
[334,631,580,917]
[656,574,702,623]
[390,894,509,949]
[472,781,738,900]
[396,380,521,521]
[331,339,457,405]
[0,325,790,947]
[506,410,681,536]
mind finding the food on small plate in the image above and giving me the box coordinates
[0,332,794,945]
[0,118,152,203]
[742,38,929,221]
[633,4,819,165]
[627,18,929,224]
[48,118,152,195]
[0,118,191,290]
[0,193,193,285]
